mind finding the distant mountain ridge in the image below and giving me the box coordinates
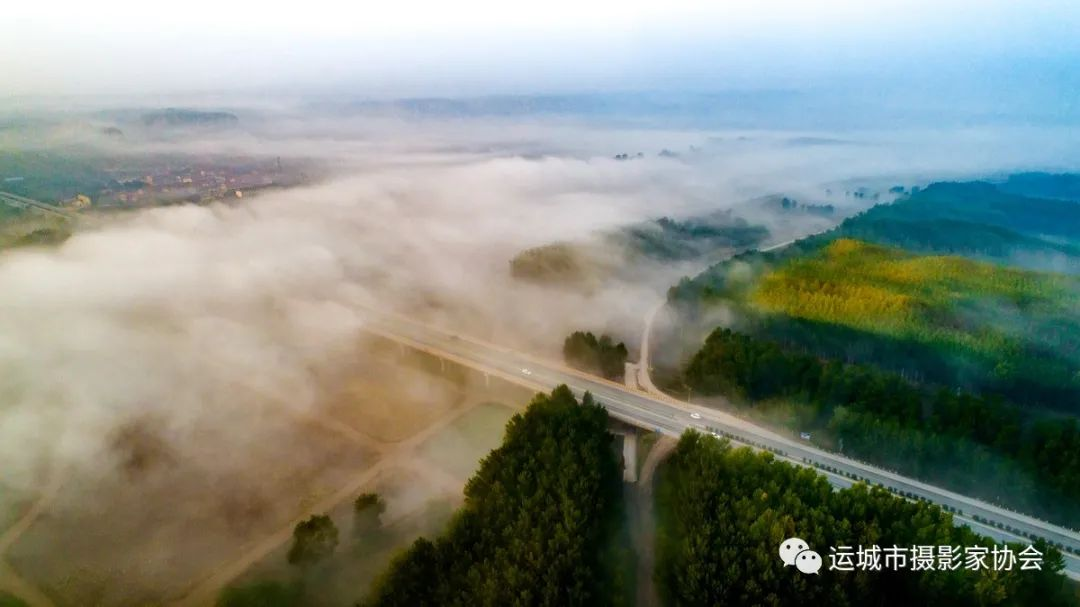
[141,108,239,128]
[997,172,1080,202]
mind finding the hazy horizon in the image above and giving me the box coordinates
[4,0,1080,129]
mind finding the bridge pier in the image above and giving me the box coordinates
[623,362,640,390]
[608,420,638,483]
[622,428,638,483]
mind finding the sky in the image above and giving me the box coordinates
[3,0,1080,99]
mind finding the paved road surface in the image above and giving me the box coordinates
[364,312,1080,580]
[0,192,75,219]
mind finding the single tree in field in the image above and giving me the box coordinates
[287,514,338,567]
[353,492,387,538]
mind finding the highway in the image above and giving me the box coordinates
[0,191,76,219]
[363,311,1080,580]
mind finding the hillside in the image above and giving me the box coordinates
[671,181,1080,276]
[754,238,1078,361]
[665,177,1080,524]
[510,212,768,287]
[876,182,1080,244]
[141,108,239,128]
[835,181,1080,272]
[997,172,1080,203]
[669,180,1080,412]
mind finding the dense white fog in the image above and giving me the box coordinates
[0,103,1079,604]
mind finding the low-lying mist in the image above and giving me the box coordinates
[2,101,1079,604]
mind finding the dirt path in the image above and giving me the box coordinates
[631,435,676,607]
[0,462,65,607]
[0,559,56,607]
[170,397,486,607]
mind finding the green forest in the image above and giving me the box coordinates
[617,216,769,262]
[999,173,1080,201]
[656,432,1075,606]
[564,331,630,380]
[669,179,1080,406]
[751,238,1080,410]
[510,213,768,287]
[683,328,1080,525]
[361,385,628,606]
[665,177,1080,526]
[218,384,1078,606]
[670,180,1080,300]
[672,239,1080,413]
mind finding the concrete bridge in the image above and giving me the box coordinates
[362,310,1080,578]
[385,335,645,483]
[0,191,77,220]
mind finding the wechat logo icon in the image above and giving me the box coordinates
[779,537,822,574]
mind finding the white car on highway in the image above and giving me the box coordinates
[520,368,532,376]
[690,412,701,420]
